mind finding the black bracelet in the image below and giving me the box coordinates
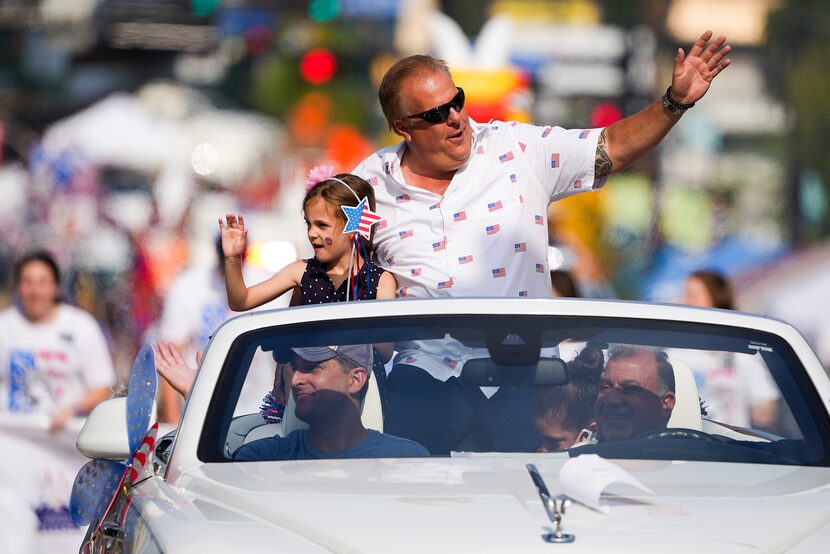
[664,86,695,109]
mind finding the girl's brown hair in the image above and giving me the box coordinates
[303,173,378,252]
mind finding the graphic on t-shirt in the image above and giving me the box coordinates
[8,350,35,411]
[8,350,53,412]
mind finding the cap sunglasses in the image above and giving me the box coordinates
[402,87,465,124]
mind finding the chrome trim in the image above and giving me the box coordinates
[526,464,576,544]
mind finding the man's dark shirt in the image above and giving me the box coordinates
[234,428,429,461]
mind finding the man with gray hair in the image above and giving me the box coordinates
[594,346,676,442]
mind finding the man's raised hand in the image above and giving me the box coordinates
[670,30,731,105]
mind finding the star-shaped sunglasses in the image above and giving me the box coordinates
[403,87,465,124]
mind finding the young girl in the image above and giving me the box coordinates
[155,169,395,414]
[222,171,396,308]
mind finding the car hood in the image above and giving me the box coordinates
[146,457,830,553]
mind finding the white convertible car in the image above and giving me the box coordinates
[75,298,830,552]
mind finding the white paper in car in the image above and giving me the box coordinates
[559,454,653,514]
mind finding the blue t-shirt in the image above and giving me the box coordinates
[234,428,429,461]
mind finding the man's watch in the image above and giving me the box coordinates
[662,86,695,116]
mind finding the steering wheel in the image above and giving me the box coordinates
[632,427,721,443]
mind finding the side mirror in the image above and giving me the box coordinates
[76,397,131,459]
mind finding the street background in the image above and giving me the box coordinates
[1,0,829,383]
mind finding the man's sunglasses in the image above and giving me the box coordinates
[403,87,465,124]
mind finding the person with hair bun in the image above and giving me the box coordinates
[0,251,115,431]
[533,343,605,451]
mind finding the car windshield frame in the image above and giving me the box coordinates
[196,313,830,467]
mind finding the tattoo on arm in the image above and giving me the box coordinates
[594,128,613,179]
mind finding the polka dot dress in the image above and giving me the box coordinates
[296,255,390,395]
[299,256,385,305]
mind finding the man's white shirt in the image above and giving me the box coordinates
[355,119,604,381]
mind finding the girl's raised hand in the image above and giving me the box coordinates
[219,213,248,259]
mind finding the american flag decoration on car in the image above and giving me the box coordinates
[70,345,159,529]
[129,423,159,485]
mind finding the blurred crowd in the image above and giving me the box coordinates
[2,3,830,550]
[1,0,829,404]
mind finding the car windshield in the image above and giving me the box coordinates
[198,313,829,467]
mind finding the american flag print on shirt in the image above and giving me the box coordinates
[498,151,514,163]
[442,357,458,369]
[458,255,473,265]
[579,129,590,139]
[395,194,410,204]
[551,153,560,168]
[386,256,395,266]
[535,263,545,273]
[453,211,466,222]
[399,229,413,239]
[519,290,528,297]
[376,219,387,231]
[433,238,447,251]
[534,215,544,225]
[514,242,526,253]
[488,200,503,212]
[492,267,506,278]
[509,174,517,183]
[410,267,421,277]
[398,287,409,297]
[429,202,441,210]
[541,127,553,138]
[368,176,379,187]
[519,142,527,152]
[486,224,500,235]
[437,277,454,289]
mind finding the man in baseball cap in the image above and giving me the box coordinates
[235,344,428,461]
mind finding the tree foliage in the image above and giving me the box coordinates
[765,1,830,234]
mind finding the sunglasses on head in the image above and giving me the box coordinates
[403,87,465,124]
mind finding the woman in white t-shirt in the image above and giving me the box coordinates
[0,251,115,430]
[682,269,779,429]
